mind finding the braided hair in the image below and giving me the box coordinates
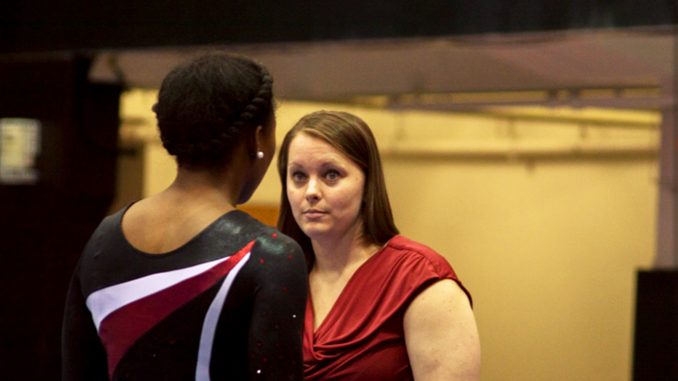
[153,52,274,168]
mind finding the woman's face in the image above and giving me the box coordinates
[286,132,365,242]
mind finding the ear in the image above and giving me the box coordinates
[247,125,264,159]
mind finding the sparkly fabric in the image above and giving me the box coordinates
[303,235,471,381]
[62,207,308,381]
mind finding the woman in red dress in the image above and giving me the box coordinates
[277,110,481,381]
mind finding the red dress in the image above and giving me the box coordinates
[303,235,471,381]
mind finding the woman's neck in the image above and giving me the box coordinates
[311,224,381,277]
[120,166,239,255]
[170,166,238,203]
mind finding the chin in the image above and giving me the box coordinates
[236,193,253,205]
[237,183,258,205]
[299,226,329,240]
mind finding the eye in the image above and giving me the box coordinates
[324,169,341,182]
[290,170,307,182]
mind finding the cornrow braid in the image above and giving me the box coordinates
[217,65,273,149]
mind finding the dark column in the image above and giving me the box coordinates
[633,34,678,381]
[633,271,678,380]
[0,54,121,380]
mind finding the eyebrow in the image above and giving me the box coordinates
[288,159,345,170]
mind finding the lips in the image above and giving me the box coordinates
[302,209,327,219]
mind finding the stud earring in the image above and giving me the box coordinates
[256,151,264,159]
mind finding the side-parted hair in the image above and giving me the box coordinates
[277,110,399,268]
[153,52,274,168]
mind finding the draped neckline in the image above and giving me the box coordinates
[307,237,396,337]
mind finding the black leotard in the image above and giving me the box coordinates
[62,207,308,381]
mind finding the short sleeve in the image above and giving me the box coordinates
[395,247,472,310]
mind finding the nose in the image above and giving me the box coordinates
[305,177,321,203]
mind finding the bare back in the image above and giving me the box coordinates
[121,191,234,255]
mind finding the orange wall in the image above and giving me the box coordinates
[118,93,659,381]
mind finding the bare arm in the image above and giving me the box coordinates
[404,279,481,381]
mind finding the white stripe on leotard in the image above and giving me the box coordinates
[195,252,251,381]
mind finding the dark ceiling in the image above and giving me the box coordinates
[1,0,675,54]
